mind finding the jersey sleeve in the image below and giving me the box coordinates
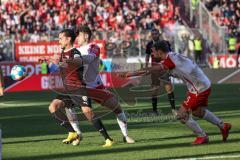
[161,55,176,69]
[82,44,100,64]
[72,48,81,59]
[88,44,100,57]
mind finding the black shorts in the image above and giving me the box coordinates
[151,71,170,86]
[55,94,92,108]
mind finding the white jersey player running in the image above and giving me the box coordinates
[152,41,231,144]
[123,41,231,145]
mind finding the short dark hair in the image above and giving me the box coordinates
[76,25,92,41]
[59,29,76,44]
[151,28,160,34]
[152,40,171,53]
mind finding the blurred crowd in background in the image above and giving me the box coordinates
[204,0,240,37]
[0,0,239,64]
[0,0,178,42]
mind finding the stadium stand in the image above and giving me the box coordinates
[204,0,239,39]
[0,0,177,41]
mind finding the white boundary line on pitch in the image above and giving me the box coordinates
[217,69,240,84]
[171,154,240,160]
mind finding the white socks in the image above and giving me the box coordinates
[203,109,224,129]
[116,111,128,137]
[65,108,82,135]
[185,116,206,137]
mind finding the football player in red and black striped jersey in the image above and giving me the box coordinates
[48,29,113,147]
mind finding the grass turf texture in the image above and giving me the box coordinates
[1,84,240,160]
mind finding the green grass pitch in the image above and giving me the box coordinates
[1,84,240,160]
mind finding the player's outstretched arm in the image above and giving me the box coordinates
[117,63,166,78]
[118,70,149,78]
[142,63,166,72]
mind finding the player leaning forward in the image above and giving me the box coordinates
[124,41,231,144]
[48,28,118,147]
[49,26,134,145]
[74,26,134,143]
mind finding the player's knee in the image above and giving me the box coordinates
[83,112,93,122]
[48,99,63,113]
[102,96,122,114]
[81,107,94,122]
[192,107,205,118]
[176,107,189,124]
[178,114,189,124]
[165,84,173,93]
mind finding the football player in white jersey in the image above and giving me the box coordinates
[65,25,135,145]
[122,40,231,145]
